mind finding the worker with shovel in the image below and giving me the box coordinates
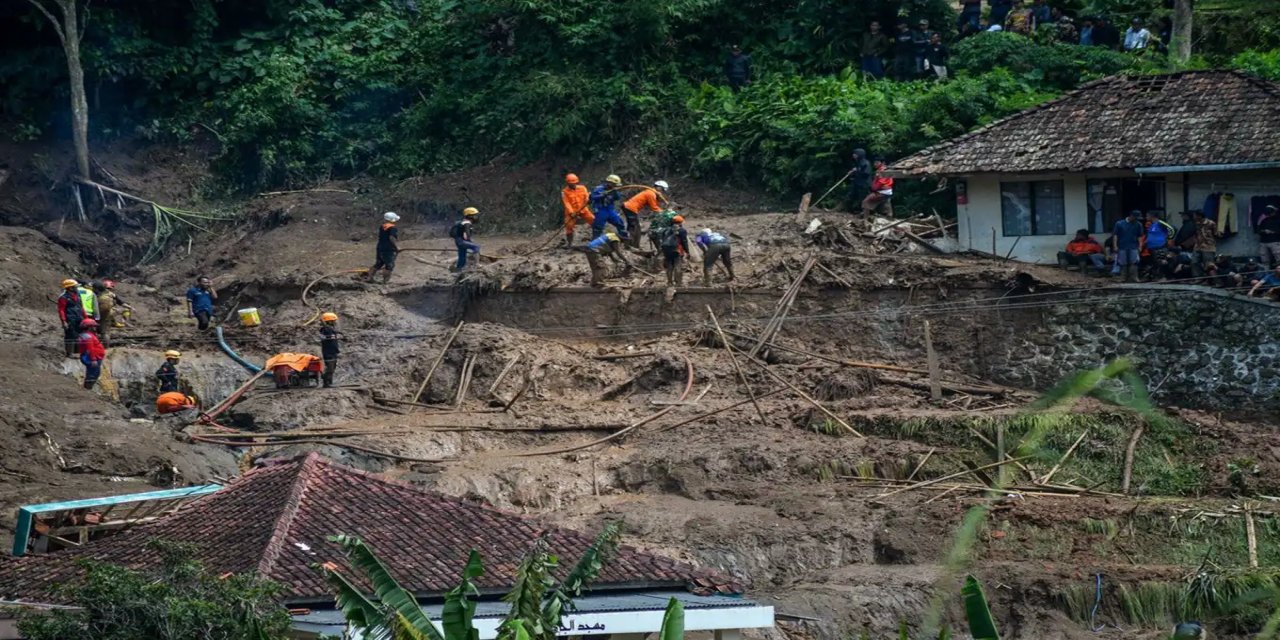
[582,232,633,286]
[861,160,894,217]
[450,207,481,270]
[622,180,668,248]
[367,211,401,283]
[156,350,181,393]
[319,312,342,388]
[561,173,594,248]
[589,175,628,240]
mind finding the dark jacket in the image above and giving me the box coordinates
[156,362,179,393]
[320,325,342,359]
[724,52,752,81]
[1259,214,1280,244]
[860,32,889,57]
[925,43,949,67]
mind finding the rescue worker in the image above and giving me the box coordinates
[156,391,198,415]
[589,175,627,240]
[91,280,129,346]
[319,312,342,388]
[647,209,680,252]
[185,276,218,330]
[861,160,894,216]
[156,350,181,393]
[583,232,633,286]
[561,173,594,248]
[622,180,669,248]
[695,228,735,287]
[658,215,690,287]
[368,211,401,283]
[57,279,84,357]
[77,281,99,326]
[450,207,481,270]
[77,318,106,390]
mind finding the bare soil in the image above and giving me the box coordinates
[0,139,1274,639]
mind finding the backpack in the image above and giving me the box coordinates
[652,210,678,229]
[449,221,465,239]
[659,225,681,250]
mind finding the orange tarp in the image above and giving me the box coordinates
[265,353,321,372]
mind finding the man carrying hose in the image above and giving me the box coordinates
[561,173,594,248]
[367,211,401,283]
[589,174,628,240]
[622,180,669,248]
[319,312,342,388]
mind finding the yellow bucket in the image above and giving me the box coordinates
[238,308,261,328]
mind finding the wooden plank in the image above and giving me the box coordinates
[923,320,942,401]
[410,321,465,410]
[707,306,766,425]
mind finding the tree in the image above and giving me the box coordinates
[1173,0,1194,63]
[17,540,292,640]
[319,523,622,640]
[24,0,91,180]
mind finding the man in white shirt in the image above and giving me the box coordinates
[1124,17,1151,51]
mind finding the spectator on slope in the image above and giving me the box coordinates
[892,22,916,81]
[1192,210,1219,277]
[1174,210,1198,251]
[1030,0,1052,28]
[724,45,752,93]
[1248,265,1280,300]
[1055,14,1079,43]
[957,0,982,33]
[912,19,938,76]
[924,33,950,80]
[860,20,890,79]
[1079,17,1095,45]
[1006,1,1034,35]
[1124,18,1152,51]
[1256,204,1280,267]
[989,0,1015,30]
[1157,17,1173,54]
[1094,17,1121,49]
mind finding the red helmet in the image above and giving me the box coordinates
[565,173,580,185]
[102,279,116,290]
[79,318,98,329]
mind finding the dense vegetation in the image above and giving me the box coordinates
[3,0,1280,198]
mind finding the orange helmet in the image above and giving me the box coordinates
[672,215,685,224]
[565,173,580,185]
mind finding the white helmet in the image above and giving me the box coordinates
[654,180,670,191]
[701,228,713,237]
[383,212,401,222]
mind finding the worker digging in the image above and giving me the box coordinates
[581,232,633,287]
[622,180,669,248]
[560,173,594,248]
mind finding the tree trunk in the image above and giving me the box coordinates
[1173,0,1193,64]
[61,0,91,179]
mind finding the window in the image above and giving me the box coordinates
[1001,180,1065,236]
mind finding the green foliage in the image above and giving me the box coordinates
[1058,568,1280,633]
[951,32,1159,90]
[659,597,685,640]
[17,540,290,640]
[961,575,1001,640]
[1232,49,1280,81]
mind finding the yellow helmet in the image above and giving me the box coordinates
[463,207,479,217]
[605,174,622,186]
[321,312,339,322]
[62,279,79,289]
[604,232,620,242]
[164,350,181,359]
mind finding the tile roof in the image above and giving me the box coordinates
[890,70,1280,176]
[0,454,741,603]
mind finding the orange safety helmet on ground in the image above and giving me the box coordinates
[321,312,339,322]
[565,173,580,185]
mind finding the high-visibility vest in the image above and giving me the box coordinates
[77,287,97,318]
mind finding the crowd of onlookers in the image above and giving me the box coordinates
[1058,206,1280,300]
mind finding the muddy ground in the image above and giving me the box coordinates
[0,140,1276,639]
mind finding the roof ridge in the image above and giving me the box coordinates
[891,74,1121,169]
[255,453,324,576]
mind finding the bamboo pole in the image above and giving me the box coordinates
[1246,503,1259,569]
[1041,429,1089,485]
[1121,423,1145,495]
[707,305,766,425]
[410,321,464,410]
[737,347,862,437]
[924,320,942,401]
[876,456,1034,498]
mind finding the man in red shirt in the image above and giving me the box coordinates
[56,278,83,357]
[861,161,894,216]
[77,319,106,390]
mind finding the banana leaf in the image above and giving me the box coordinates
[659,597,684,640]
[328,534,445,640]
[962,575,1001,640]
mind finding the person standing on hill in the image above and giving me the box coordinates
[1257,205,1280,267]
[623,180,668,248]
[57,279,84,357]
[724,45,752,92]
[861,161,895,216]
[590,175,628,240]
[912,19,937,76]
[77,319,105,390]
[845,149,873,213]
[560,173,594,248]
[185,276,218,330]
[319,312,342,388]
[924,33,950,80]
[367,212,401,283]
[156,350,181,393]
[892,22,916,81]
[859,21,889,79]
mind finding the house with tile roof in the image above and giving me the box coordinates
[0,453,773,640]
[890,70,1280,263]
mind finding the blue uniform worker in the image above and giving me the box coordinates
[590,175,627,240]
[451,207,481,270]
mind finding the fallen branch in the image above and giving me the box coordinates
[1121,423,1145,495]
[708,305,767,425]
[750,255,817,358]
[257,188,354,197]
[875,456,1034,498]
[1040,429,1088,485]
[737,346,862,437]
[487,352,522,398]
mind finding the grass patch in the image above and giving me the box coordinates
[1058,569,1280,632]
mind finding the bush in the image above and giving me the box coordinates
[1232,49,1280,81]
[951,31,1156,90]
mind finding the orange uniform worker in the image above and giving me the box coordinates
[622,180,669,247]
[561,174,594,248]
[156,392,198,415]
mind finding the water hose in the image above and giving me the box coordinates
[301,269,368,326]
[215,326,262,374]
[1089,573,1105,632]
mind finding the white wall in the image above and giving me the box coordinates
[958,173,1089,264]
[958,169,1280,263]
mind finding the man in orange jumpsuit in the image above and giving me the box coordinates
[622,180,669,248]
[560,173,594,248]
[156,392,198,414]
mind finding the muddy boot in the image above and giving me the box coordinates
[703,268,712,288]
[564,233,574,249]
[380,270,392,284]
